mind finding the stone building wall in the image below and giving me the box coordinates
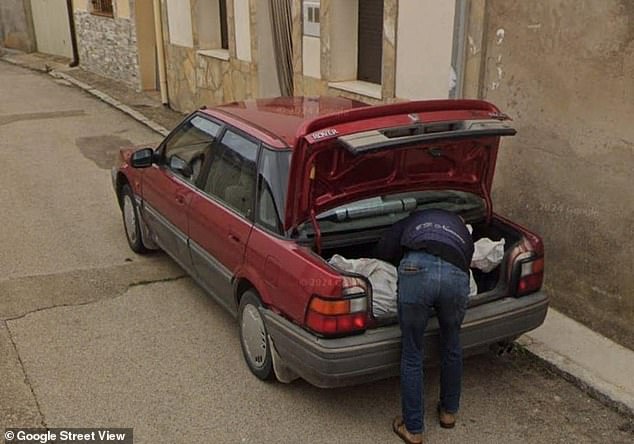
[161,0,258,112]
[467,0,634,349]
[74,5,140,88]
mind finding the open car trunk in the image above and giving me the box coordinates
[287,100,520,326]
[306,215,522,323]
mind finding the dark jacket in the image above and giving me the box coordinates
[375,209,474,272]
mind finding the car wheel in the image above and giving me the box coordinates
[238,290,274,381]
[120,184,148,254]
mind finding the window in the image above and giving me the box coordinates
[198,0,229,53]
[91,0,114,17]
[203,130,258,217]
[162,115,221,184]
[357,0,383,84]
[303,1,320,37]
[256,148,291,234]
[327,1,384,98]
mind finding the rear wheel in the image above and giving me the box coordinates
[238,291,274,381]
[120,184,148,254]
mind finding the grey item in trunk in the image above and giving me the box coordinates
[328,254,398,319]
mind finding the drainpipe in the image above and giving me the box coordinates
[153,0,169,105]
[66,0,79,67]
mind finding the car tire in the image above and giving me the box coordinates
[120,184,149,254]
[238,290,275,381]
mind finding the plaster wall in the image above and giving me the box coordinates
[256,0,280,97]
[135,0,157,90]
[74,2,140,88]
[302,36,320,78]
[478,0,634,349]
[116,0,130,18]
[395,0,455,99]
[327,0,358,81]
[0,0,36,52]
[234,0,251,61]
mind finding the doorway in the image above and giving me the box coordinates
[30,0,72,58]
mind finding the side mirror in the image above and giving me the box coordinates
[130,148,155,168]
[169,156,193,178]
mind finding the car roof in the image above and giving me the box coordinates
[202,96,369,149]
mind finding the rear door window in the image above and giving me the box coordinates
[201,129,259,218]
[256,148,291,234]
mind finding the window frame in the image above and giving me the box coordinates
[90,0,114,18]
[302,0,321,37]
[197,0,230,53]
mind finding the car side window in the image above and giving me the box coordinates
[202,129,258,218]
[162,115,221,184]
[256,148,291,234]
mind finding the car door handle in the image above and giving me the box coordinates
[175,194,186,205]
[228,233,241,243]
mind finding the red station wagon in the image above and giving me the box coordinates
[112,97,548,388]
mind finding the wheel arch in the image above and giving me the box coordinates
[234,277,256,309]
[115,172,131,208]
[233,272,273,311]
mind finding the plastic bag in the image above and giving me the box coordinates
[328,255,398,319]
[471,238,506,272]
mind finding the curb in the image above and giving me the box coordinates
[0,55,170,137]
[518,335,634,417]
[48,71,171,137]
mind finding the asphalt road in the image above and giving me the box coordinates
[1,61,632,444]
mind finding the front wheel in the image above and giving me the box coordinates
[238,291,274,381]
[120,184,148,254]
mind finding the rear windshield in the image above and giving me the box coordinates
[298,190,485,235]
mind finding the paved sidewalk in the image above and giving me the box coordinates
[519,308,634,416]
[2,48,633,419]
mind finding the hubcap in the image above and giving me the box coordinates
[123,195,138,245]
[241,305,267,369]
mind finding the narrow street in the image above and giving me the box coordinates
[0,62,632,443]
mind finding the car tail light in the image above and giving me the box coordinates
[305,276,369,336]
[516,252,544,296]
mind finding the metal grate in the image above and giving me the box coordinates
[91,0,114,16]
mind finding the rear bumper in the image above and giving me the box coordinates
[262,291,548,388]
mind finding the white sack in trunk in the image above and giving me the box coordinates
[328,255,398,319]
[471,238,506,272]
[469,270,478,298]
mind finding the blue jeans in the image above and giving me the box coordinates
[398,251,469,434]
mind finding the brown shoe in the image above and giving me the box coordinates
[438,406,456,429]
[392,417,423,444]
